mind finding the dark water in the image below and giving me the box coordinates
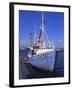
[19,49,64,79]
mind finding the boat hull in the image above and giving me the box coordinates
[29,50,56,72]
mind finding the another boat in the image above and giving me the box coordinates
[28,12,56,72]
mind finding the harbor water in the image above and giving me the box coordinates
[19,49,64,79]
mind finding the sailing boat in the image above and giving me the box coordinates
[28,12,56,72]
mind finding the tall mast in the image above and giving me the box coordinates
[42,12,44,33]
[39,12,44,48]
[34,27,37,44]
[41,12,52,48]
[39,12,52,48]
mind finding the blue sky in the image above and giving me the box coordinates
[19,10,64,48]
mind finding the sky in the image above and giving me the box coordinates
[19,10,64,48]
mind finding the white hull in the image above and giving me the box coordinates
[29,49,56,72]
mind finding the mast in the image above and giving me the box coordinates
[34,27,37,44]
[33,27,39,49]
[38,12,44,48]
[40,12,52,48]
[38,12,53,49]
